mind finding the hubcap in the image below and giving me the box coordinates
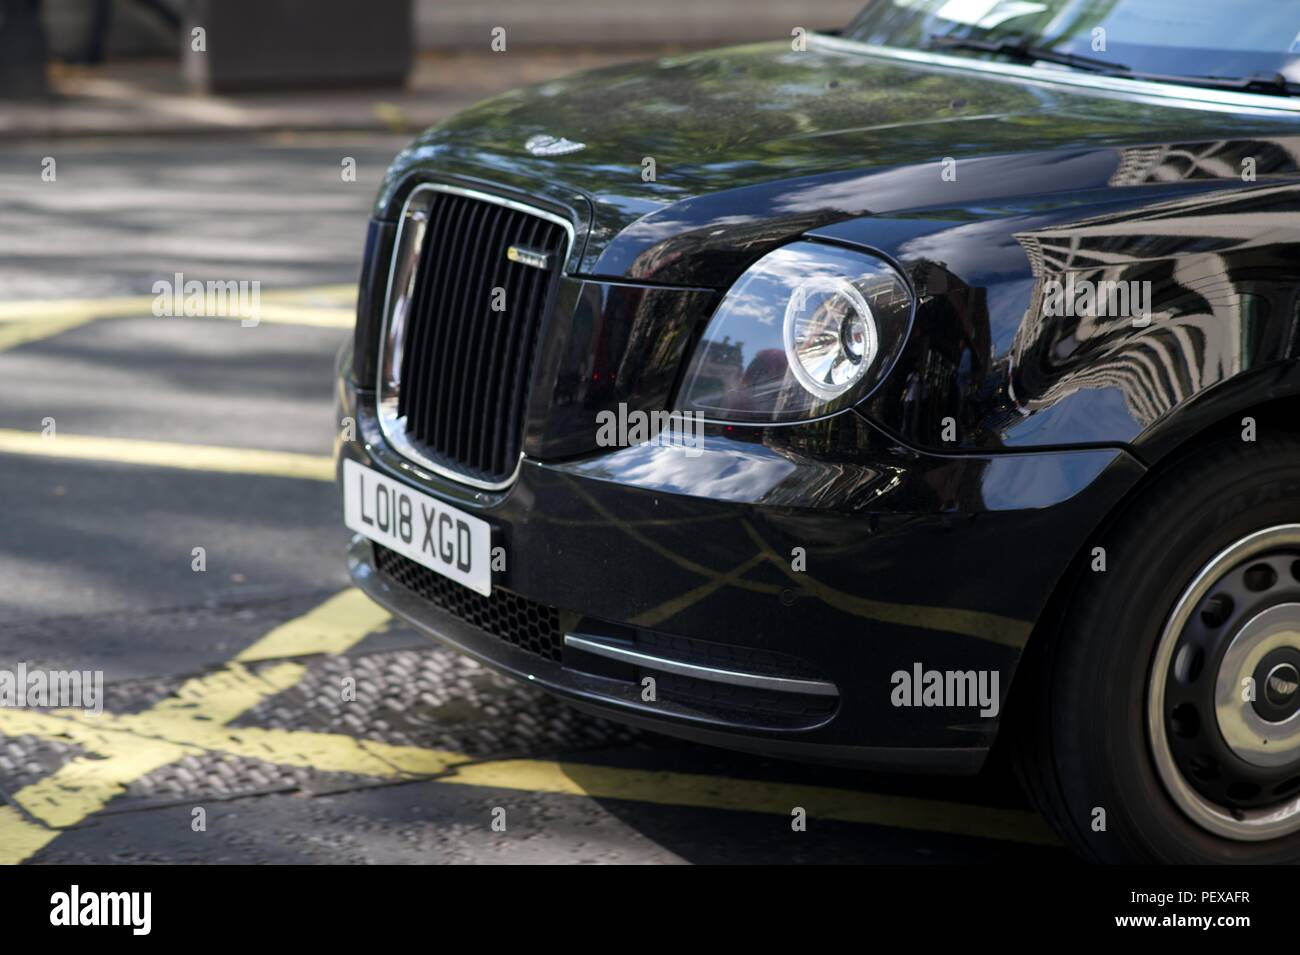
[1149,525,1300,841]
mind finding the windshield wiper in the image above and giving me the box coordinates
[1151,71,1300,97]
[926,35,1128,75]
[926,35,1300,98]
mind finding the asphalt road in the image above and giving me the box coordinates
[0,135,1071,864]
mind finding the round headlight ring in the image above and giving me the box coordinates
[782,276,879,402]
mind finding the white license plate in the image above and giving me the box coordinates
[343,459,492,596]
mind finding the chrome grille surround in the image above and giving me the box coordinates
[375,182,575,490]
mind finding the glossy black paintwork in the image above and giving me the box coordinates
[370,40,1300,459]
[817,178,1300,455]
[339,376,1143,763]
[523,279,716,460]
[343,38,1300,766]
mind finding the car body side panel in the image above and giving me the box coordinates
[811,180,1300,457]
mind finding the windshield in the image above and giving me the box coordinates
[844,0,1300,84]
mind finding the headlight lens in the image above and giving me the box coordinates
[676,242,912,423]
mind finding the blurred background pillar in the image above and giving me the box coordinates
[181,0,414,93]
[0,0,50,98]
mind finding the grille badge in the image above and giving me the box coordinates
[506,245,551,270]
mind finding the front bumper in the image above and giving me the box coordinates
[338,374,1144,772]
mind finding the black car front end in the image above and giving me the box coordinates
[336,172,1142,772]
[332,0,1300,867]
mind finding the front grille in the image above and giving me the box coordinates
[395,188,568,485]
[373,545,564,662]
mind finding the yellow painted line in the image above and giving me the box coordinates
[0,806,61,866]
[441,758,1059,847]
[0,295,153,322]
[7,701,462,781]
[0,588,386,862]
[0,284,356,352]
[0,586,1052,863]
[0,430,334,482]
[236,588,392,662]
[150,662,307,724]
[0,707,200,847]
[27,701,1056,848]
[12,739,197,829]
[111,715,464,779]
[0,313,107,352]
[0,285,357,322]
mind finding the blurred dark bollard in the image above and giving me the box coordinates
[0,0,50,98]
[182,0,412,93]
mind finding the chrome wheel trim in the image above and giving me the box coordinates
[1148,525,1300,841]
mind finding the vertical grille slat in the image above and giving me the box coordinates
[454,201,507,467]
[463,204,514,472]
[419,195,469,448]
[386,187,568,487]
[398,197,453,427]
[436,198,486,457]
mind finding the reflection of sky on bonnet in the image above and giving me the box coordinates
[617,212,762,244]
[772,152,1114,218]
[897,215,1030,275]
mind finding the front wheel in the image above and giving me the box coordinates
[1016,433,1300,863]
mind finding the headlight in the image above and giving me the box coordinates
[676,242,912,423]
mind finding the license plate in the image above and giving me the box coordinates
[343,459,492,596]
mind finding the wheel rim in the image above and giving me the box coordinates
[1149,525,1300,841]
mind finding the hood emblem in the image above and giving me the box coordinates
[506,245,551,270]
[525,133,586,157]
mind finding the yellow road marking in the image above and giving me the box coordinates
[443,758,1059,847]
[0,295,154,323]
[0,284,356,352]
[0,312,106,353]
[0,592,391,863]
[236,588,393,662]
[14,739,198,832]
[0,588,1055,863]
[0,806,62,864]
[152,662,308,724]
[6,701,1056,854]
[0,429,334,482]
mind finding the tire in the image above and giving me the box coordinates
[1014,430,1300,863]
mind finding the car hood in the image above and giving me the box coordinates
[379,40,1300,287]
